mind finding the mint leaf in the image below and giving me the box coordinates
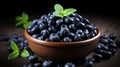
[63,8,77,16]
[16,16,22,21]
[15,21,24,27]
[53,4,77,18]
[23,21,32,29]
[8,51,19,60]
[10,41,19,51]
[54,4,63,12]
[53,11,63,18]
[22,12,28,21]
[21,49,30,57]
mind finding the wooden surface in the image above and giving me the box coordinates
[0,13,120,67]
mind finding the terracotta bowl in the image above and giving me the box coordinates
[24,29,101,62]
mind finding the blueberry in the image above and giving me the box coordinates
[71,13,83,21]
[89,32,95,38]
[27,63,33,67]
[42,60,55,67]
[1,34,9,41]
[75,22,85,29]
[33,62,41,67]
[40,15,48,20]
[18,42,25,51]
[94,49,104,54]
[82,29,90,40]
[108,39,114,44]
[30,25,39,34]
[102,50,112,60]
[48,26,56,33]
[32,19,38,25]
[83,59,94,67]
[9,37,18,44]
[7,46,13,53]
[63,37,72,42]
[76,29,83,35]
[18,36,25,42]
[64,17,74,24]
[32,34,39,38]
[93,53,103,63]
[56,19,63,27]
[67,33,75,39]
[99,38,109,45]
[64,62,75,67]
[28,55,38,63]
[108,48,116,56]
[59,28,70,37]
[57,64,63,67]
[68,24,77,32]
[109,33,116,40]
[116,39,120,48]
[37,36,45,40]
[108,43,117,49]
[74,34,82,41]
[40,29,49,37]
[85,24,94,31]
[39,23,47,30]
[49,34,60,42]
[83,18,90,24]
[60,24,68,29]
[95,43,108,51]
[48,20,56,26]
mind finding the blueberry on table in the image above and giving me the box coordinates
[99,38,109,45]
[28,54,38,63]
[93,53,103,63]
[42,60,55,67]
[64,62,75,67]
[108,48,116,56]
[1,34,9,41]
[108,33,117,40]
[115,39,120,48]
[33,62,41,67]
[108,43,117,49]
[102,50,112,60]
[83,59,94,67]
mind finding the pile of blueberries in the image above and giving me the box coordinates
[1,12,120,67]
[1,33,120,67]
[27,12,98,42]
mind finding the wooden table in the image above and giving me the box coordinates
[0,13,120,67]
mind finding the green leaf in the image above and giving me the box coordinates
[10,41,19,51]
[54,4,64,12]
[63,8,77,16]
[15,21,24,27]
[22,12,28,21]
[15,16,22,21]
[23,21,32,29]
[21,49,30,57]
[8,51,19,60]
[53,11,63,18]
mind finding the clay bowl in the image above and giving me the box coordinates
[24,29,101,62]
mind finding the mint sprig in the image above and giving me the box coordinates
[53,4,77,18]
[15,12,32,29]
[8,41,30,60]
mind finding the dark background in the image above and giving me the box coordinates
[0,0,120,19]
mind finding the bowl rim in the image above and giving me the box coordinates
[24,28,101,47]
